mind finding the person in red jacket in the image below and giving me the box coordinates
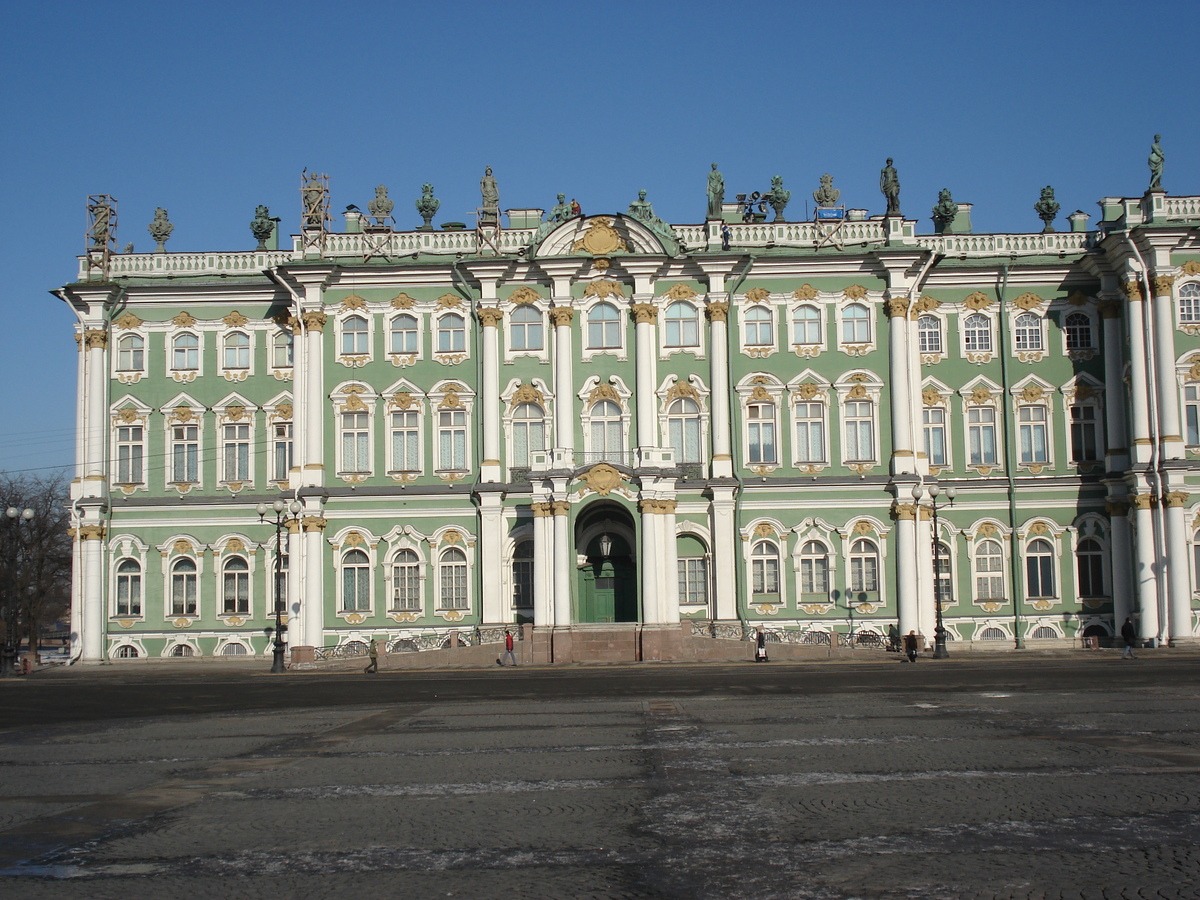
[498,629,517,667]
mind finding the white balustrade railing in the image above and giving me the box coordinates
[916,231,1093,255]
[80,250,293,280]
[1164,197,1200,219]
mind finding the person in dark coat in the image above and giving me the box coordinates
[1121,617,1138,660]
[903,630,919,663]
[755,630,769,662]
[887,624,900,653]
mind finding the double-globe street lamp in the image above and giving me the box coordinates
[1,506,35,677]
[257,499,302,674]
[911,482,955,660]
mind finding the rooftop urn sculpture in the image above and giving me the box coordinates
[415,183,440,231]
[766,175,791,223]
[880,158,901,215]
[1034,185,1060,233]
[368,184,394,225]
[1148,134,1164,192]
[812,173,840,208]
[931,188,959,234]
[250,205,275,251]
[147,207,173,252]
[706,163,725,219]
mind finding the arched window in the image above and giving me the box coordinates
[1064,312,1093,350]
[979,626,1006,641]
[116,645,139,658]
[963,314,991,352]
[341,549,370,612]
[439,548,468,610]
[272,331,293,367]
[171,558,198,616]
[512,541,534,608]
[677,535,708,607]
[587,303,621,349]
[849,538,878,594]
[747,401,776,464]
[935,541,953,606]
[390,314,418,354]
[169,644,194,657]
[221,642,248,656]
[666,397,701,464]
[437,313,465,353]
[974,539,1004,601]
[510,306,543,351]
[918,315,942,354]
[1031,625,1058,639]
[1180,282,1200,323]
[744,306,773,346]
[589,400,623,458]
[511,402,545,468]
[117,334,144,371]
[1076,537,1104,597]
[172,333,198,370]
[222,556,249,615]
[342,315,369,355]
[751,540,779,597]
[223,332,250,369]
[1026,538,1055,598]
[664,302,699,348]
[391,549,421,612]
[841,304,871,344]
[800,540,828,594]
[116,559,141,616]
[793,306,821,345]
[1014,313,1043,351]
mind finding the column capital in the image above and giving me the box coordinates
[301,310,328,332]
[1165,490,1190,508]
[477,307,503,327]
[1129,493,1156,510]
[77,524,107,541]
[84,328,109,349]
[549,306,575,327]
[705,300,729,322]
[550,499,571,516]
[639,498,678,515]
[1153,274,1177,296]
[302,515,328,532]
[1097,298,1123,319]
[890,502,917,521]
[884,296,911,318]
[1105,499,1130,517]
[631,303,658,324]
[1124,280,1145,303]
[530,502,553,517]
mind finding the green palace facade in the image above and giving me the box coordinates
[56,170,1200,662]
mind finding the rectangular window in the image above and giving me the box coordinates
[341,412,370,473]
[844,400,874,462]
[513,558,534,608]
[851,557,878,593]
[800,558,828,594]
[794,402,825,463]
[668,416,701,464]
[391,410,420,472]
[223,571,249,614]
[747,402,776,464]
[440,563,468,609]
[438,410,467,470]
[678,557,708,606]
[1186,386,1200,445]
[273,423,293,481]
[116,569,141,616]
[171,571,197,616]
[171,424,199,483]
[923,408,947,466]
[752,558,779,594]
[968,407,997,466]
[1018,406,1048,464]
[116,425,144,484]
[222,423,250,482]
[392,563,421,611]
[1070,406,1099,462]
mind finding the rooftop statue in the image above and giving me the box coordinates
[707,163,725,219]
[931,188,959,234]
[1148,134,1164,192]
[480,166,499,209]
[88,198,112,250]
[530,193,576,247]
[627,189,678,242]
[368,184,394,224]
[250,205,275,250]
[766,175,791,222]
[812,173,840,208]
[415,183,440,231]
[1034,185,1060,233]
[147,207,173,252]
[301,172,326,228]
[880,158,901,215]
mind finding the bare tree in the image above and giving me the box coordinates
[0,473,71,667]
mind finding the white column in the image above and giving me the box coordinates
[894,502,919,636]
[640,501,660,623]
[83,330,108,485]
[552,500,571,626]
[707,300,733,479]
[478,493,504,623]
[478,308,502,482]
[885,298,915,475]
[1131,495,1160,643]
[1124,283,1153,467]
[532,503,553,626]
[1152,276,1184,459]
[710,487,737,621]
[296,309,327,488]
[633,303,658,457]
[80,529,104,661]
[1100,301,1129,469]
[286,521,303,642]
[1164,492,1194,644]
[1108,501,1134,630]
[660,500,680,623]
[551,307,575,454]
[302,514,326,650]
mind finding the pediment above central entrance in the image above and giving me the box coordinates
[534,214,669,259]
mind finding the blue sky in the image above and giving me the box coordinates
[1,0,1195,475]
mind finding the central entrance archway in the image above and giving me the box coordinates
[575,502,638,623]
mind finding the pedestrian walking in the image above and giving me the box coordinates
[1120,617,1138,660]
[755,629,769,662]
[903,630,919,663]
[499,629,517,667]
[364,638,378,674]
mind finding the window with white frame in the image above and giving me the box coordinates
[437,314,466,353]
[1069,404,1100,462]
[751,540,780,597]
[511,403,545,468]
[963,313,992,353]
[172,333,199,370]
[117,334,144,371]
[390,409,421,473]
[1193,529,1200,593]
[841,303,871,344]
[678,555,708,606]
[794,401,825,463]
[664,302,699,348]
[438,409,467,471]
[223,332,250,369]
[1180,282,1200,323]
[974,539,1004,601]
[918,315,942,354]
[170,557,198,615]
[273,550,288,615]
[587,303,621,349]
[341,411,370,474]
[222,557,249,614]
[1064,312,1094,350]
[272,331,293,368]
[512,541,534,608]
[589,400,623,459]
[116,424,144,484]
[923,407,947,466]
[844,400,875,462]
[935,541,952,606]
[793,306,822,345]
[273,422,293,481]
[968,406,997,466]
[1018,405,1048,465]
[1076,537,1104,597]
[1186,384,1200,445]
[744,306,773,346]
[1025,538,1055,598]
[115,558,142,616]
[222,423,250,482]
[341,549,371,612]
[171,423,199,483]
[747,401,777,464]
[391,549,421,611]
[666,398,702,464]
[390,314,418,354]
[342,315,369,355]
[800,540,829,594]
[849,538,879,593]
[439,547,468,609]
[510,306,543,351]
[1014,313,1043,351]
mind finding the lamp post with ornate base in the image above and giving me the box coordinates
[912,482,955,659]
[257,500,302,674]
[1,507,34,677]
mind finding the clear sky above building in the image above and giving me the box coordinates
[1,0,1194,475]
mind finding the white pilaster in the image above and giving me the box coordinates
[660,500,680,624]
[478,307,502,483]
[479,493,504,623]
[1124,283,1154,467]
[1108,501,1134,630]
[1164,493,1194,644]
[80,530,104,661]
[302,512,326,650]
[707,299,733,479]
[1131,495,1160,643]
[894,503,919,636]
[633,302,658,455]
[551,307,575,454]
[1151,275,1184,459]
[710,487,737,621]
[640,501,660,623]
[532,503,553,626]
[552,499,571,626]
[885,298,915,475]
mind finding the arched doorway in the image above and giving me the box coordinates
[575,502,638,623]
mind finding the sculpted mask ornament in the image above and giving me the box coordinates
[964,292,991,310]
[1013,293,1043,311]
[664,283,698,301]
[115,312,143,330]
[583,279,625,300]
[843,285,867,300]
[173,311,197,327]
[391,293,416,309]
[744,287,770,303]
[223,310,249,327]
[793,284,818,301]
[508,286,543,305]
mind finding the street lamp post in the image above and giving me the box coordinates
[912,482,955,660]
[1,507,34,677]
[257,499,302,674]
